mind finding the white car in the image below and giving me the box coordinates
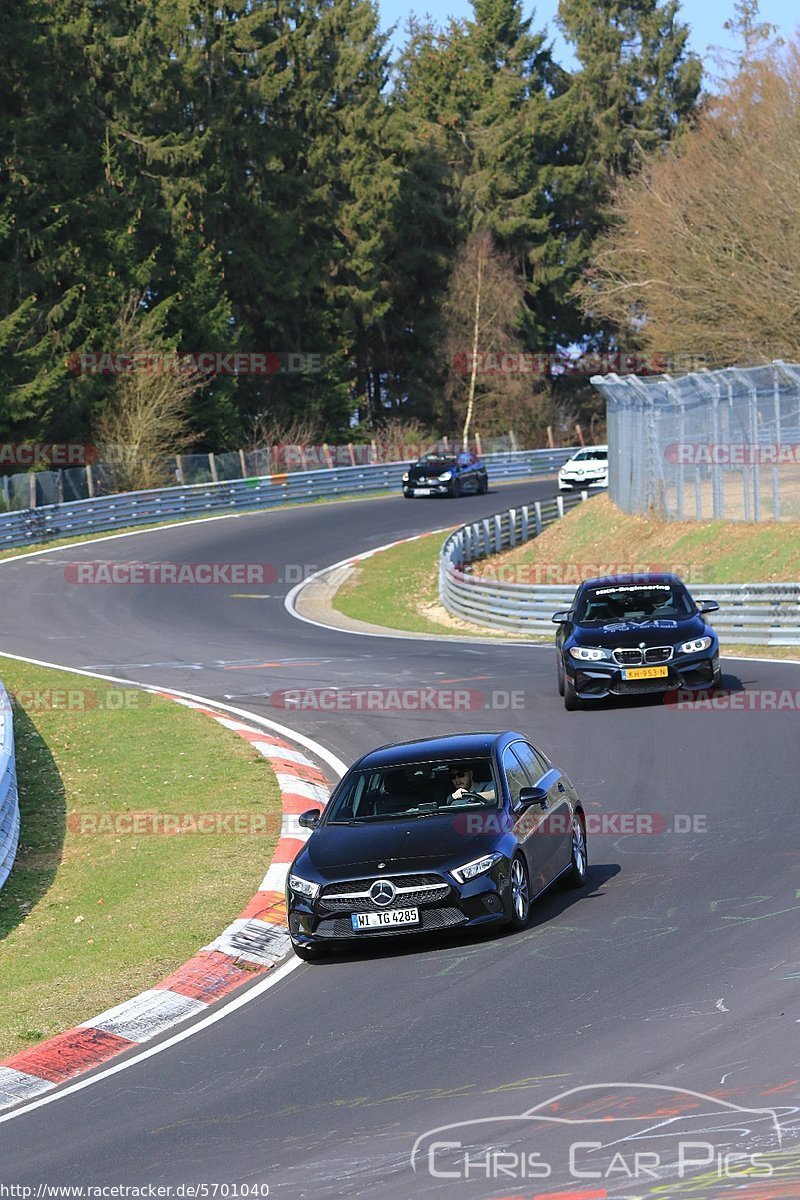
[558,445,608,491]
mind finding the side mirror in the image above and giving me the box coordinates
[697,600,720,614]
[298,808,321,829]
[515,786,549,812]
[551,611,570,624]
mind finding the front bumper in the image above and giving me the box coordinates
[287,864,511,948]
[403,481,453,497]
[558,475,608,491]
[566,651,720,700]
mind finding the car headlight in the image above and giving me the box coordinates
[569,646,609,661]
[451,852,502,884]
[288,872,320,900]
[438,471,452,481]
[402,472,409,482]
[678,635,713,654]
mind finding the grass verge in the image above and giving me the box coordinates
[480,494,800,584]
[331,495,800,659]
[331,531,511,638]
[0,657,282,1057]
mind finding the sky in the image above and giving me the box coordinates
[377,0,796,74]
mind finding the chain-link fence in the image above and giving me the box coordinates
[592,362,800,521]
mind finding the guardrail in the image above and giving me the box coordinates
[0,448,577,551]
[0,684,19,891]
[440,496,800,645]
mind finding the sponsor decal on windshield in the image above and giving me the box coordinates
[594,584,672,594]
[599,620,679,631]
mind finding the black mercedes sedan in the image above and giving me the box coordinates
[553,573,721,711]
[402,451,488,498]
[287,732,587,960]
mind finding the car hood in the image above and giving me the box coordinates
[572,613,710,646]
[299,815,494,876]
[407,463,452,480]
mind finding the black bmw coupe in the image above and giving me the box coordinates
[287,732,587,959]
[553,573,721,711]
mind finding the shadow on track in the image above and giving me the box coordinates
[297,864,620,967]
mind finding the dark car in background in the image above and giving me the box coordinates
[553,573,721,710]
[402,451,488,498]
[287,732,587,959]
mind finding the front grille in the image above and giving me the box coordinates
[315,906,466,939]
[613,646,673,665]
[645,646,673,664]
[319,873,451,913]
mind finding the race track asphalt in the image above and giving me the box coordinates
[0,479,797,1198]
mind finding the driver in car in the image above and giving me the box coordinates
[448,764,495,804]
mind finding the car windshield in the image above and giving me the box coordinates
[326,758,499,822]
[571,449,607,461]
[574,582,696,624]
[418,455,456,468]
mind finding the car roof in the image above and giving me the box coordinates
[579,572,685,590]
[354,731,525,769]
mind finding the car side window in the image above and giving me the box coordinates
[502,746,534,806]
[513,741,550,782]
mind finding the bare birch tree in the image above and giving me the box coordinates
[441,230,535,445]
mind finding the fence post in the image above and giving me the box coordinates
[28,472,36,509]
[85,464,94,499]
[2,476,9,509]
[175,455,185,485]
[508,508,517,547]
[57,470,64,504]
[238,448,247,479]
[208,452,219,484]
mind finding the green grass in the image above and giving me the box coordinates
[332,531,488,637]
[481,494,800,584]
[0,657,282,1056]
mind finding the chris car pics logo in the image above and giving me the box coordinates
[411,1083,785,1190]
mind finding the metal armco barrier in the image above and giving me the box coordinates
[440,497,800,645]
[0,683,19,891]
[0,449,577,551]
